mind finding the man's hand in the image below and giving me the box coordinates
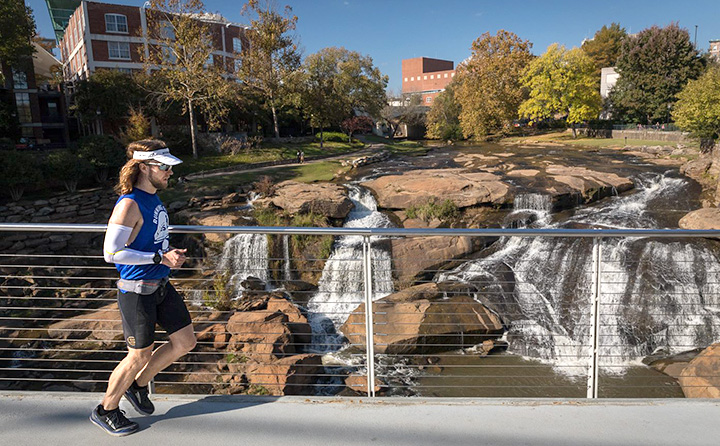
[161,249,187,269]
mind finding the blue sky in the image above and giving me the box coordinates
[27,0,720,92]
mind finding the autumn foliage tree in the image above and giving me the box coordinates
[519,44,601,137]
[240,0,301,139]
[340,116,373,142]
[454,30,533,138]
[581,23,627,78]
[609,23,704,124]
[425,83,462,140]
[673,66,720,150]
[143,0,236,158]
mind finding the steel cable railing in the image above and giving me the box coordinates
[1,223,719,399]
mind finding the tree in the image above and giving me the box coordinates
[673,66,720,150]
[380,94,425,141]
[519,44,602,137]
[299,47,387,146]
[454,30,533,138]
[44,150,94,192]
[341,116,374,142]
[77,135,127,183]
[608,23,704,124]
[0,151,42,201]
[143,0,236,158]
[240,0,301,139]
[581,23,627,77]
[72,70,142,135]
[0,0,36,70]
[425,83,462,140]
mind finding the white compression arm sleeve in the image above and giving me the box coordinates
[103,223,156,265]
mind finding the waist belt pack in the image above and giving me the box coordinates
[117,277,169,294]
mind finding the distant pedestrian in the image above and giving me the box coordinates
[296,150,301,163]
[300,150,305,164]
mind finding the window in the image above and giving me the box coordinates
[108,41,131,59]
[105,14,128,33]
[423,75,427,80]
[426,97,432,103]
[233,37,243,53]
[451,72,455,77]
[160,21,175,40]
[444,73,448,78]
[404,77,408,82]
[206,53,215,67]
[430,75,434,79]
[234,58,242,73]
[15,93,32,123]
[12,70,28,89]
[410,77,414,81]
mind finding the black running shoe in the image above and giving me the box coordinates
[125,382,155,415]
[90,405,139,437]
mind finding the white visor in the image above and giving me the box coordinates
[132,148,183,165]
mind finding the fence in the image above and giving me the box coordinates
[1,224,719,399]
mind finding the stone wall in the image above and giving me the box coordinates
[0,188,117,255]
[575,128,693,143]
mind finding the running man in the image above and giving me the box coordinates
[90,140,196,436]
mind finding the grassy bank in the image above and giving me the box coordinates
[172,140,363,177]
[160,160,350,203]
[502,131,700,149]
[362,135,430,156]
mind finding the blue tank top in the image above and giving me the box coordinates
[114,188,171,280]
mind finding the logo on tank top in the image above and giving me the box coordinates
[153,205,170,251]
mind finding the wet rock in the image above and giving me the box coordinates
[679,343,720,398]
[270,181,354,218]
[390,236,477,283]
[362,169,510,209]
[245,354,322,395]
[341,282,504,354]
[679,208,720,230]
[47,303,123,342]
[241,276,266,291]
[345,373,384,394]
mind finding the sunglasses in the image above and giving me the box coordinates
[146,162,172,171]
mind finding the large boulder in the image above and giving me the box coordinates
[679,208,720,230]
[226,309,295,360]
[47,303,123,343]
[246,354,323,395]
[270,181,354,218]
[188,213,249,244]
[391,236,477,282]
[362,169,510,210]
[679,343,720,398]
[340,282,504,354]
[545,165,634,199]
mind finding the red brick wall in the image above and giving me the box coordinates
[87,3,143,37]
[401,57,455,94]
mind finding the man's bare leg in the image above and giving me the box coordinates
[101,346,153,411]
[134,325,196,387]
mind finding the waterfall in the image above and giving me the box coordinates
[439,173,720,374]
[282,235,292,282]
[218,233,269,296]
[307,184,394,354]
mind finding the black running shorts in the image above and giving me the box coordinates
[117,282,192,349]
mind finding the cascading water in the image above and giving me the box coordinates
[218,233,270,296]
[307,184,394,354]
[439,173,720,374]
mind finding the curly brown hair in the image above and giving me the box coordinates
[114,139,167,195]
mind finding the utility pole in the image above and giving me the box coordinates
[694,25,698,49]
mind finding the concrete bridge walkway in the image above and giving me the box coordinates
[1,392,719,445]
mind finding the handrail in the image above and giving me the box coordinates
[1,222,719,238]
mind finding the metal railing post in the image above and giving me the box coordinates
[587,237,602,398]
[362,235,376,397]
[148,379,156,395]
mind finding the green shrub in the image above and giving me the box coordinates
[77,135,126,183]
[406,199,459,222]
[201,272,234,311]
[44,150,94,192]
[0,150,43,201]
[314,131,347,142]
[254,206,283,226]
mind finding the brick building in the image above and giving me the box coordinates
[58,1,248,82]
[710,39,720,62]
[401,57,456,104]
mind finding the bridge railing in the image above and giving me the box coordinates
[1,223,718,399]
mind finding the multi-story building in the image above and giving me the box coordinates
[401,57,456,105]
[57,1,248,82]
[710,40,720,62]
[1,40,70,147]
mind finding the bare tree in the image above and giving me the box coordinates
[380,94,426,140]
